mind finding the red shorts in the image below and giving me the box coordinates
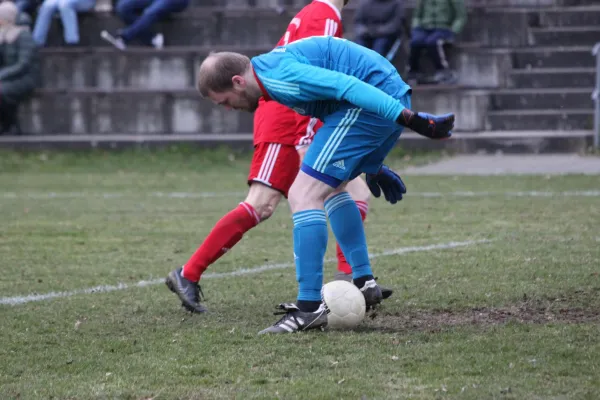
[248,143,300,197]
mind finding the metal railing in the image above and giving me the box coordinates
[593,43,600,150]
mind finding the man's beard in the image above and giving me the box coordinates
[242,90,260,112]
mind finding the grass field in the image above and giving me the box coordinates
[1,148,599,400]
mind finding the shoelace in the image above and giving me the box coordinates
[272,303,302,326]
[188,281,205,304]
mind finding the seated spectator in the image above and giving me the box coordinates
[100,0,189,50]
[407,0,466,85]
[0,1,39,134]
[31,0,96,46]
[353,0,404,60]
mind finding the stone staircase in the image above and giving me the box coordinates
[487,6,598,134]
[3,1,598,152]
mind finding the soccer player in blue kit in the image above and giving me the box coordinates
[196,36,454,334]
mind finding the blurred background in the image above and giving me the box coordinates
[0,0,598,153]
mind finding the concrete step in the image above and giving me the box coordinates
[531,7,600,27]
[558,0,600,6]
[21,89,254,135]
[38,46,510,90]
[39,46,266,90]
[529,26,600,46]
[511,47,595,69]
[43,8,533,48]
[46,9,290,48]
[486,109,594,131]
[0,130,592,154]
[508,68,595,89]
[21,88,491,135]
[490,88,593,110]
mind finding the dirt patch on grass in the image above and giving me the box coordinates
[367,290,600,333]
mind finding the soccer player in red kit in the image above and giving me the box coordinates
[166,0,393,313]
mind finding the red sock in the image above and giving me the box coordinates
[336,201,368,275]
[182,202,259,282]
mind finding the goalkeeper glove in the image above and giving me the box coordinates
[366,165,407,205]
[396,109,454,140]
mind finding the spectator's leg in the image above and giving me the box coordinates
[424,29,456,84]
[58,0,97,44]
[0,102,21,135]
[424,29,454,71]
[354,35,373,51]
[119,0,188,45]
[32,0,60,46]
[115,0,153,26]
[408,27,427,73]
[371,35,397,57]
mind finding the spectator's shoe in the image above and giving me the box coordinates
[431,69,458,85]
[165,267,207,313]
[405,69,422,86]
[101,30,126,50]
[333,271,393,300]
[258,303,328,334]
[151,33,164,49]
[358,279,383,310]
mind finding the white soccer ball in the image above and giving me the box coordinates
[321,280,366,330]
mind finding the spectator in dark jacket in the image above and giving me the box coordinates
[354,0,404,59]
[0,1,39,134]
[14,0,39,18]
[407,0,466,84]
[100,0,189,50]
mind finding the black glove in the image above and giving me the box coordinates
[396,109,454,140]
[365,165,407,205]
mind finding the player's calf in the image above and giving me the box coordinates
[244,182,283,221]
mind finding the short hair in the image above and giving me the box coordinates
[196,52,251,97]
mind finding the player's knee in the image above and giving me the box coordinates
[255,202,276,221]
[345,177,371,203]
[288,172,335,213]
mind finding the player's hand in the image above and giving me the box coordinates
[366,165,406,205]
[396,109,454,140]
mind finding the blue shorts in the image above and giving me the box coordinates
[302,91,411,188]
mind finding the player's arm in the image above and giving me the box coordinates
[279,62,454,139]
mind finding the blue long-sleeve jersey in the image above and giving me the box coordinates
[250,36,412,122]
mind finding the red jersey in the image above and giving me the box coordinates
[253,0,343,146]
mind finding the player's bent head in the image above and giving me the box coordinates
[196,52,260,112]
[197,52,250,95]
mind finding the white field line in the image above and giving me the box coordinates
[2,190,600,200]
[0,239,491,306]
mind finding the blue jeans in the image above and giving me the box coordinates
[32,0,96,46]
[355,34,397,58]
[409,27,455,71]
[116,0,189,45]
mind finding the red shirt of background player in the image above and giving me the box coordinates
[252,0,343,149]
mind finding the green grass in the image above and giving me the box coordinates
[1,149,599,400]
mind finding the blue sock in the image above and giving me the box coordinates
[293,210,328,305]
[325,192,373,280]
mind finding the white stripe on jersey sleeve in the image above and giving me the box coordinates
[324,19,338,37]
[324,19,331,36]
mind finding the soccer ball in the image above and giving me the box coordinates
[321,280,366,330]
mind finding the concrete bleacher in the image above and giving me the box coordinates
[6,0,599,152]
